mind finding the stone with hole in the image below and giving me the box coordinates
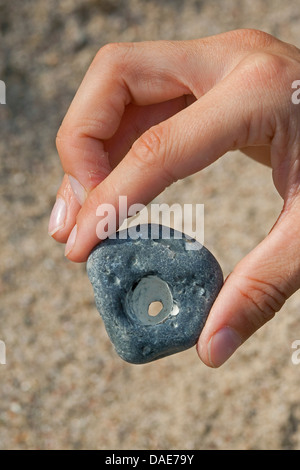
[87,224,223,364]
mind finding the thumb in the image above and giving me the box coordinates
[198,196,300,367]
[64,60,266,262]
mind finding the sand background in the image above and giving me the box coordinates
[1,0,300,450]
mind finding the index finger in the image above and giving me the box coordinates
[56,35,243,191]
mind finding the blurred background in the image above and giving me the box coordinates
[1,0,300,450]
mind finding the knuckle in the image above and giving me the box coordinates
[240,28,275,49]
[130,124,175,185]
[242,51,283,81]
[233,51,291,118]
[75,115,112,139]
[56,123,82,158]
[131,125,163,167]
[132,125,162,164]
[240,51,289,86]
[93,43,120,66]
[235,274,287,329]
[91,42,134,73]
[56,125,70,155]
[252,51,286,77]
[226,29,275,51]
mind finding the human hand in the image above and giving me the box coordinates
[49,29,300,367]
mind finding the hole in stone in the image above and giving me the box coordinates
[148,301,163,317]
[126,275,175,325]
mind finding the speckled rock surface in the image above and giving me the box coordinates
[87,224,223,363]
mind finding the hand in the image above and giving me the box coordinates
[49,29,300,367]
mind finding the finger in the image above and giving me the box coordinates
[56,42,192,195]
[48,174,81,243]
[56,35,245,194]
[197,194,300,367]
[105,97,196,170]
[65,53,280,262]
[56,31,283,198]
[54,97,192,242]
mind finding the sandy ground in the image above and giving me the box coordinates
[1,0,300,450]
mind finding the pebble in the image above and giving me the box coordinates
[87,224,223,364]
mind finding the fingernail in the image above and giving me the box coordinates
[68,175,87,206]
[65,224,77,257]
[48,197,67,236]
[207,327,242,367]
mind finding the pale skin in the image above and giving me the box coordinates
[49,29,300,367]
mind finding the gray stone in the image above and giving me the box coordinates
[87,224,223,364]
